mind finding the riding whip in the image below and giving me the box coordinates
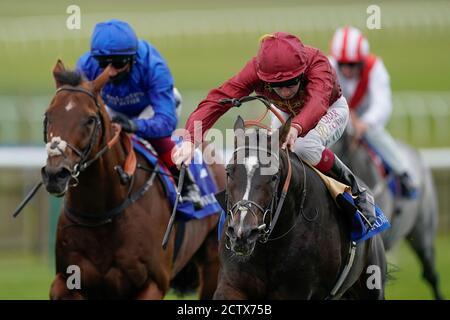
[12,181,43,218]
[162,163,186,250]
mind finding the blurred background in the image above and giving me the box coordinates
[0,0,449,299]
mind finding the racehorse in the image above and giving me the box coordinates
[41,60,226,299]
[332,128,443,300]
[213,115,387,299]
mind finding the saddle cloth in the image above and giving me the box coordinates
[132,137,224,221]
[307,163,390,243]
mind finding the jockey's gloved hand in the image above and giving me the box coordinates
[112,114,137,133]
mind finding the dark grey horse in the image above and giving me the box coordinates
[332,129,443,300]
[213,117,387,300]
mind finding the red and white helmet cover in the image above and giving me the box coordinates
[330,26,369,63]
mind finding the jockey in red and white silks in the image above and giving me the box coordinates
[329,26,417,197]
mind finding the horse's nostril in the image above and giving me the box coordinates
[248,228,260,241]
[42,166,71,182]
[56,168,71,180]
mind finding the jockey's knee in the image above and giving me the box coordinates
[293,137,324,166]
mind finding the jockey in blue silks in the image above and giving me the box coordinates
[77,19,202,208]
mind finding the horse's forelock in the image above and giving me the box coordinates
[54,70,85,87]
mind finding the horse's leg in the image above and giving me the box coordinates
[136,281,165,300]
[195,229,220,300]
[406,221,443,300]
[49,273,84,300]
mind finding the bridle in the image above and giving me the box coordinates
[44,85,121,184]
[226,145,292,244]
[42,85,149,227]
[221,95,293,245]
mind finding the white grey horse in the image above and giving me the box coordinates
[332,129,443,300]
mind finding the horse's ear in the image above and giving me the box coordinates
[91,66,111,94]
[234,116,245,132]
[52,59,66,88]
[278,117,292,144]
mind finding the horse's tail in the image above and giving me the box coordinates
[169,261,199,296]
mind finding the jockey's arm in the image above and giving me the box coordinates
[291,50,335,137]
[133,59,177,139]
[134,85,177,138]
[359,59,393,129]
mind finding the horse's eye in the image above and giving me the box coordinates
[85,117,96,126]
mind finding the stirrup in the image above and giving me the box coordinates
[357,211,375,230]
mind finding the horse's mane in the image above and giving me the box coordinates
[54,70,85,86]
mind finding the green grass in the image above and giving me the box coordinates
[0,235,449,300]
[385,234,450,300]
[0,253,53,300]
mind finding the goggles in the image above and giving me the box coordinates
[94,55,133,69]
[267,75,302,89]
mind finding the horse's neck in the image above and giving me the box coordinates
[66,140,128,213]
[277,155,307,221]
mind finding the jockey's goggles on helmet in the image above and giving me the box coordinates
[268,75,302,88]
[94,55,133,69]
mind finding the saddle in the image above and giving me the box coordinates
[306,162,390,243]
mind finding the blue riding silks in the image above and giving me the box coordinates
[133,139,224,222]
[341,192,391,243]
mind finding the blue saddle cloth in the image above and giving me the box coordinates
[132,139,223,221]
[218,191,390,243]
[340,192,391,243]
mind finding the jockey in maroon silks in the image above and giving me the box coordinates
[173,32,377,229]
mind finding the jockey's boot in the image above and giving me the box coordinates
[326,155,377,230]
[169,166,203,210]
[398,172,419,199]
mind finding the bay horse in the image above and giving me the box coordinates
[41,60,226,299]
[332,128,443,300]
[213,116,387,300]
